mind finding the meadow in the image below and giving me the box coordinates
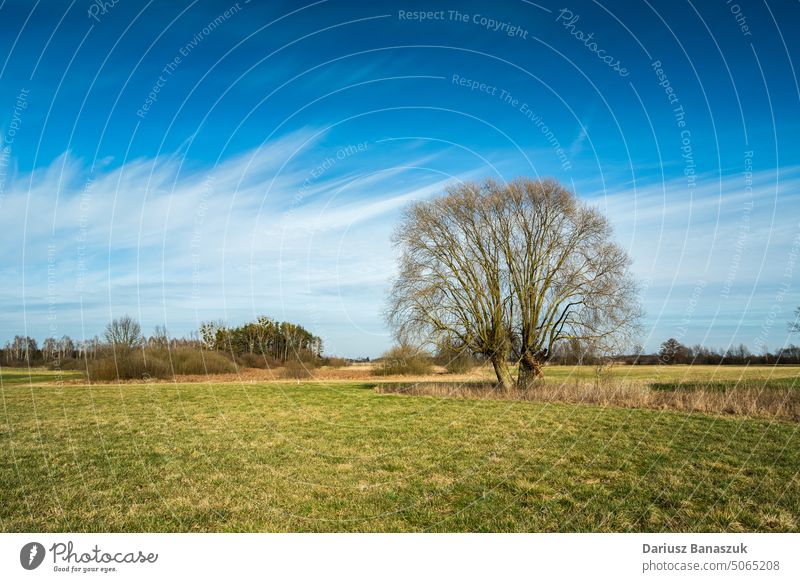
[1,365,798,532]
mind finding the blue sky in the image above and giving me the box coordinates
[1,0,799,357]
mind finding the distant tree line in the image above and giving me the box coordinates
[547,336,800,366]
[2,333,102,365]
[642,338,800,366]
[1,314,328,380]
[526,306,800,367]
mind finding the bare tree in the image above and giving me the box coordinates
[42,337,57,360]
[151,325,169,349]
[387,178,641,388]
[790,306,800,334]
[58,335,75,359]
[104,315,143,349]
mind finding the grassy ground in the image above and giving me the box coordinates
[0,367,84,386]
[1,368,798,532]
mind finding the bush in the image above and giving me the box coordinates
[76,345,330,381]
[320,356,349,367]
[235,352,280,369]
[436,345,480,374]
[52,357,85,371]
[87,348,172,381]
[294,348,321,365]
[160,348,236,375]
[283,358,315,379]
[85,347,237,381]
[375,345,433,376]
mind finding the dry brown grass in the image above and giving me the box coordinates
[375,379,800,422]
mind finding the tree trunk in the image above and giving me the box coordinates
[490,354,515,391]
[518,352,544,388]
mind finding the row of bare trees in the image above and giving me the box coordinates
[3,334,102,364]
[387,178,642,388]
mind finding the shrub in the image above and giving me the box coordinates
[436,344,480,374]
[52,357,85,371]
[375,345,433,376]
[293,348,321,365]
[283,358,315,379]
[320,356,349,367]
[85,347,238,381]
[160,348,236,375]
[87,348,172,381]
[235,352,280,369]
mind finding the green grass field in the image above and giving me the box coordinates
[1,367,798,532]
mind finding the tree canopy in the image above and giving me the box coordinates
[199,316,322,362]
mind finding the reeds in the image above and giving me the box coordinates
[375,378,800,421]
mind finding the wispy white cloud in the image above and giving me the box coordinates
[3,132,799,356]
[0,130,481,356]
